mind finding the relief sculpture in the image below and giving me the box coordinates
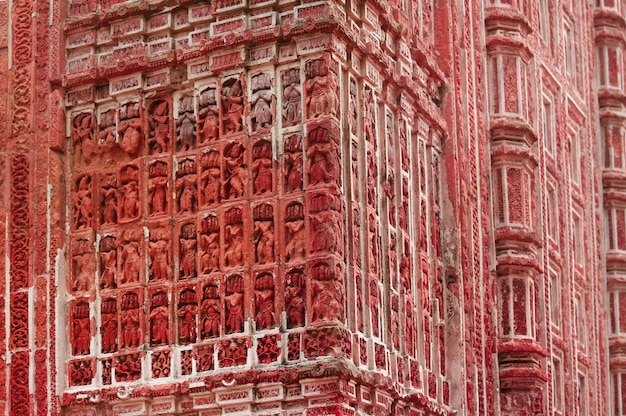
[250,73,273,132]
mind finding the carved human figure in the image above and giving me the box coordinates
[150,305,170,346]
[307,141,337,186]
[179,224,197,279]
[255,274,275,330]
[253,141,273,195]
[73,175,93,230]
[101,178,118,225]
[98,108,116,146]
[223,143,246,200]
[349,79,358,135]
[120,233,141,285]
[120,166,140,220]
[311,210,340,254]
[286,270,305,328]
[100,249,117,289]
[285,203,305,262]
[222,79,244,135]
[255,219,274,264]
[178,304,197,343]
[177,93,196,151]
[149,233,171,281]
[284,153,303,192]
[282,68,301,126]
[224,215,244,268]
[73,252,94,292]
[304,58,338,118]
[200,150,221,206]
[311,263,344,323]
[363,87,376,145]
[101,299,117,353]
[201,283,221,338]
[176,158,197,214]
[121,294,141,349]
[200,215,220,274]
[225,275,244,334]
[369,280,380,336]
[251,73,273,131]
[72,303,91,355]
[71,112,96,162]
[198,87,219,143]
[118,102,142,155]
[149,100,171,153]
[148,161,169,216]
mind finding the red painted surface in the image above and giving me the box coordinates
[0,0,616,414]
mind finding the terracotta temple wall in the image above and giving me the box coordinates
[0,0,617,415]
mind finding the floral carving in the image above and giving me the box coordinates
[69,359,94,386]
[115,353,142,382]
[194,343,215,372]
[152,350,170,378]
[257,334,280,364]
[218,337,248,367]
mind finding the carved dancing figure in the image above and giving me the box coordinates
[73,176,93,229]
[178,304,197,343]
[177,175,197,214]
[223,143,246,199]
[73,252,94,292]
[121,179,140,220]
[286,273,305,328]
[101,186,118,224]
[222,80,244,134]
[72,317,91,355]
[200,232,220,274]
[149,100,170,153]
[285,154,303,192]
[72,112,95,162]
[307,142,336,186]
[101,314,117,353]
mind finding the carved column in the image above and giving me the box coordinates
[485,4,549,412]
[596,1,626,413]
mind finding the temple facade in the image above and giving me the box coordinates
[0,0,621,414]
